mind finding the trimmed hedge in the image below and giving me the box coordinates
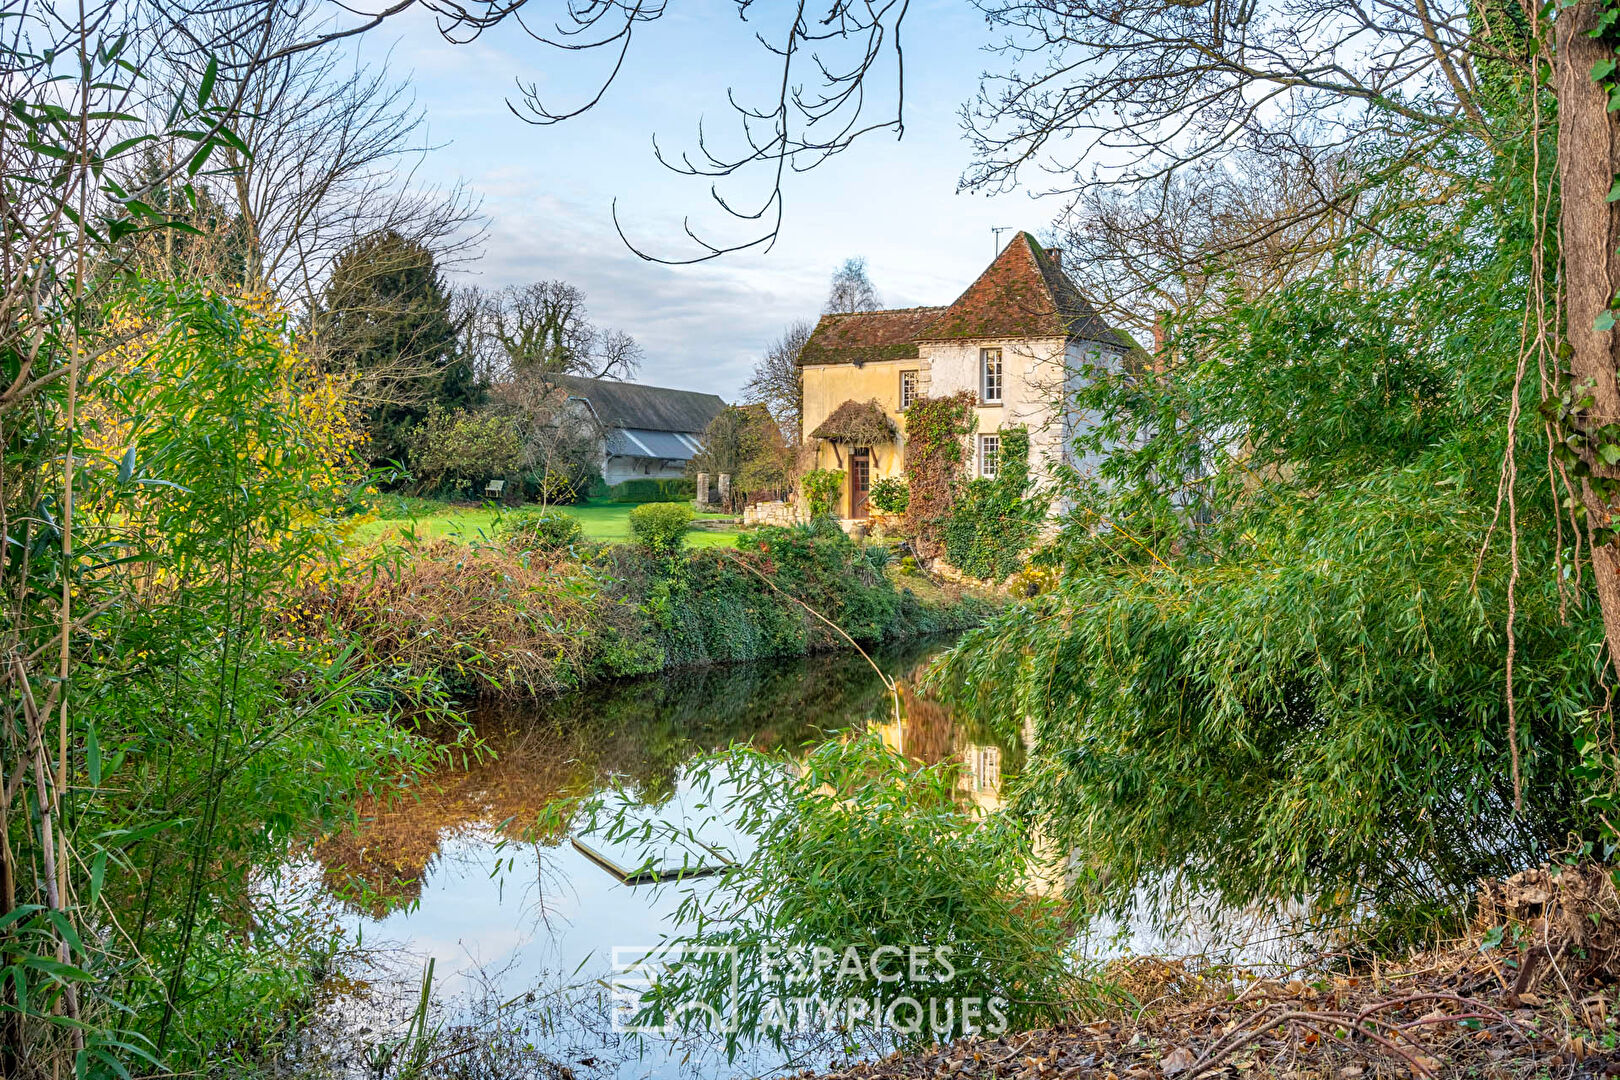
[610,478,696,504]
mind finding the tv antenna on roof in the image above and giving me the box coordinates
[991,226,1015,258]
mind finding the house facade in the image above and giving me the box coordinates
[798,232,1136,519]
[545,373,726,486]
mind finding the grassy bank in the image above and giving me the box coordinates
[352,495,743,548]
[308,518,993,699]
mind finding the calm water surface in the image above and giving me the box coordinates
[292,638,1021,1079]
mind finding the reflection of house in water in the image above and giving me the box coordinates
[876,682,1019,814]
[966,744,1001,798]
[956,744,1006,813]
[870,670,1076,895]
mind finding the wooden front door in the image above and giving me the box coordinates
[849,448,871,518]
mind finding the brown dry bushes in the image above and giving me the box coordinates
[311,540,607,697]
[1479,865,1620,1003]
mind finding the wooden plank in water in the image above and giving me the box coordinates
[570,835,732,885]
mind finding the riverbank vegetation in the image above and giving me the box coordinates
[310,518,991,699]
[3,277,454,1072]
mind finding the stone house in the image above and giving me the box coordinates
[545,373,726,487]
[797,232,1138,519]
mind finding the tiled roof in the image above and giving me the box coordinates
[545,373,726,435]
[797,307,946,367]
[918,232,1115,343]
[796,235,1122,368]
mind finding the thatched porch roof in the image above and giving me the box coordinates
[809,399,898,445]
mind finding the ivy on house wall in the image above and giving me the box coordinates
[943,426,1047,580]
[902,391,977,555]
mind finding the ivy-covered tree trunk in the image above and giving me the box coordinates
[1558,0,1620,670]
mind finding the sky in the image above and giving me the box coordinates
[353,0,1062,399]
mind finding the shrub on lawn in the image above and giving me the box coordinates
[611,477,696,503]
[630,502,695,557]
[497,508,583,553]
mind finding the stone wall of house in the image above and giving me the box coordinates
[918,335,1068,479]
[916,334,1124,485]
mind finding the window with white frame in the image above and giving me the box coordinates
[979,433,1000,478]
[899,369,919,410]
[980,347,1003,404]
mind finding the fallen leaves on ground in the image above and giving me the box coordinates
[785,956,1620,1080]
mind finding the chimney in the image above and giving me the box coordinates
[1152,310,1169,374]
[1049,247,1063,272]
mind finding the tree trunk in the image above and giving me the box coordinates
[1558,1,1620,669]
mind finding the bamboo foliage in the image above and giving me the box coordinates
[931,131,1593,944]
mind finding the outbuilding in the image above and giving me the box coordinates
[544,373,727,486]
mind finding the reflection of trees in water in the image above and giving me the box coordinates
[316,640,955,914]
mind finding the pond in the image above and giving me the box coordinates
[288,637,1024,1079]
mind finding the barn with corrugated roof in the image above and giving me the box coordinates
[546,373,726,486]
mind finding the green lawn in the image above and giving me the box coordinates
[352,497,742,549]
